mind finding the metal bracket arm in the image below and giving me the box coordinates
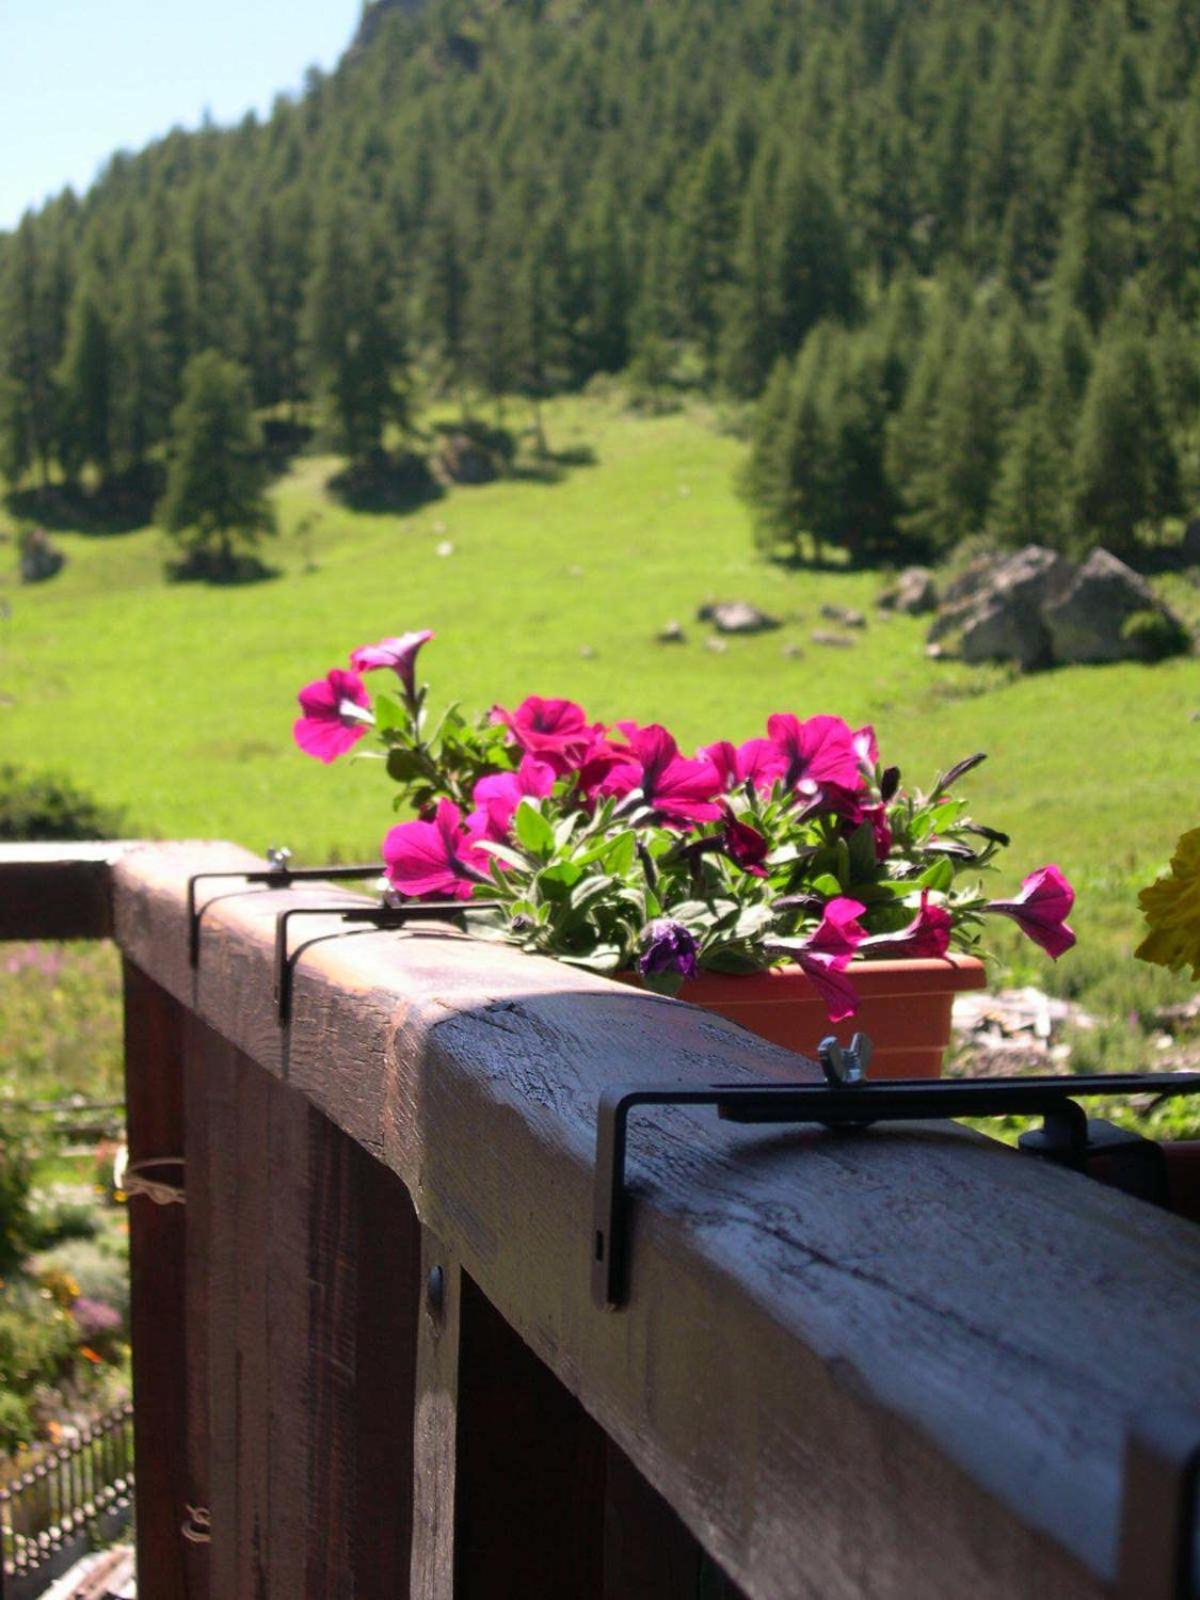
[187,861,382,966]
[274,899,502,1024]
[592,1072,1200,1310]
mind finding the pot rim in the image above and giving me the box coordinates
[666,953,988,1005]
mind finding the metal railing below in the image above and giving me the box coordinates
[0,1401,134,1600]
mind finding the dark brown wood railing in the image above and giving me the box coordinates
[1,841,1199,1600]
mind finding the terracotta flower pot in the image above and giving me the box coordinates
[671,955,989,1079]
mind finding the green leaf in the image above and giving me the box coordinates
[386,747,427,783]
[374,693,408,733]
[918,857,955,892]
[847,822,878,883]
[513,800,554,855]
[475,840,530,873]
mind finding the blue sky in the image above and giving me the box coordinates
[1,0,363,229]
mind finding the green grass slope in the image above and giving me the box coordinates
[2,395,1197,991]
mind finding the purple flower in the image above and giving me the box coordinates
[637,919,700,981]
[72,1297,121,1339]
[350,630,434,699]
[986,864,1076,959]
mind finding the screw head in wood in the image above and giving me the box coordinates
[426,1264,445,1321]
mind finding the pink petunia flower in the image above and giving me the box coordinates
[294,669,373,763]
[599,724,723,824]
[853,725,879,768]
[767,713,863,793]
[820,782,893,860]
[349,630,434,698]
[720,807,769,875]
[986,865,1077,959]
[789,897,867,1022]
[862,892,952,959]
[492,696,599,772]
[700,738,787,793]
[382,799,491,900]
[468,757,556,841]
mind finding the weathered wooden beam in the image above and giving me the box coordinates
[0,841,134,940]
[182,1008,421,1600]
[122,963,189,1600]
[110,842,1200,1600]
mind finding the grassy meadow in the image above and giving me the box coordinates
[2,391,1199,1099]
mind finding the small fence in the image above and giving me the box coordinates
[0,1401,134,1600]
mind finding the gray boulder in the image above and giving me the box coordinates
[18,528,65,584]
[820,602,866,629]
[1043,548,1187,664]
[696,600,781,634]
[877,566,938,615]
[928,545,1070,671]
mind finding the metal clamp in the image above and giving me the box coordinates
[274,899,501,1024]
[592,1064,1200,1310]
[186,849,382,966]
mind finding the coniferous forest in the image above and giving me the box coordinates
[3,0,1200,563]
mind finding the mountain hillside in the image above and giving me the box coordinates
[2,0,1198,558]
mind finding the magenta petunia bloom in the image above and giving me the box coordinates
[821,782,893,860]
[294,669,373,763]
[492,696,598,772]
[767,713,863,793]
[720,807,769,875]
[700,737,787,793]
[468,757,556,841]
[382,799,490,900]
[349,630,434,697]
[853,725,879,768]
[863,892,952,959]
[791,897,867,1022]
[600,724,723,824]
[986,865,1077,959]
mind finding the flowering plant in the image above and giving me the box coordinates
[294,631,1076,1022]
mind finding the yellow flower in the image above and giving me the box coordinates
[1137,827,1200,979]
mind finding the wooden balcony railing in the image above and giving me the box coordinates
[1,841,1199,1600]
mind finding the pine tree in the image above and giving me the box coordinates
[157,351,276,575]
[304,202,409,460]
[1069,331,1182,551]
[0,218,59,485]
[672,136,738,379]
[56,272,115,482]
[988,400,1071,551]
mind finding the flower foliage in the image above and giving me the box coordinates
[293,633,1076,1018]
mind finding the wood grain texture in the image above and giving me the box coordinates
[0,841,134,940]
[410,1233,460,1600]
[122,962,189,1600]
[111,843,1200,1600]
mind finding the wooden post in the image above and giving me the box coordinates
[123,962,189,1600]
[410,1236,608,1599]
[185,1023,422,1600]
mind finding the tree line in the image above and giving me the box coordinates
[1,0,1199,560]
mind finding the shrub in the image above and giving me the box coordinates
[0,1121,33,1277]
[1119,607,1191,662]
[0,765,127,841]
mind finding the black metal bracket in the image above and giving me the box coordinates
[187,849,382,967]
[274,899,502,1024]
[592,1068,1200,1310]
[1117,1409,1200,1599]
